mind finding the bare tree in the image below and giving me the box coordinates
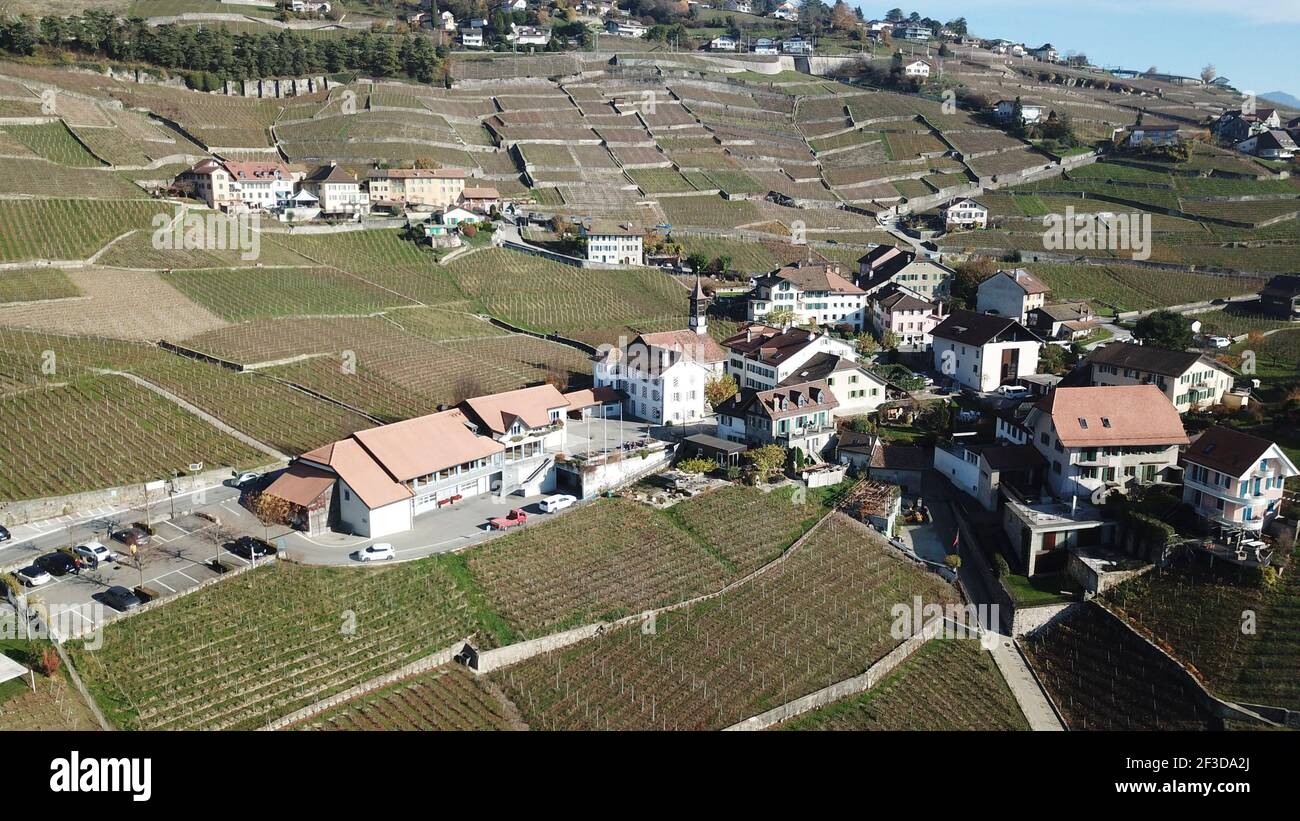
[1200,64,1216,84]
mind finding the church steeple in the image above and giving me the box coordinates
[689,273,709,335]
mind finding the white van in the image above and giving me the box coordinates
[997,384,1030,399]
[539,494,577,513]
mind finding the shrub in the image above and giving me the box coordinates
[994,554,1011,578]
[676,457,716,475]
[944,555,962,570]
[39,647,60,677]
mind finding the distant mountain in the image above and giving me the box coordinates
[1261,91,1300,111]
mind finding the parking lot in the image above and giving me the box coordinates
[12,510,274,640]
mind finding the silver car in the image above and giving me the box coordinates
[15,565,51,587]
[73,540,116,567]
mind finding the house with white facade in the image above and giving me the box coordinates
[709,35,738,52]
[902,59,931,79]
[895,25,932,41]
[781,352,895,418]
[771,1,797,20]
[1126,123,1185,147]
[605,19,647,37]
[1182,426,1298,536]
[592,280,724,425]
[781,35,814,54]
[1082,341,1239,414]
[993,98,1047,125]
[460,27,484,47]
[1236,129,1298,160]
[582,220,644,265]
[857,245,955,300]
[746,262,868,331]
[1028,301,1097,341]
[1029,43,1058,62]
[940,197,988,230]
[507,23,551,46]
[976,268,1051,324]
[440,10,456,30]
[723,0,753,13]
[930,309,1042,393]
[1023,384,1188,500]
[715,379,838,459]
[299,163,369,217]
[459,186,501,212]
[752,37,778,55]
[721,324,858,391]
[176,158,300,212]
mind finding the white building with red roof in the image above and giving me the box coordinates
[592,278,725,424]
[175,158,300,212]
[747,261,869,331]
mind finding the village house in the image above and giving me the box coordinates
[1213,107,1280,142]
[176,158,300,212]
[582,220,644,265]
[902,59,931,79]
[721,324,858,391]
[287,0,331,13]
[1236,129,1298,160]
[781,352,894,418]
[460,27,484,47]
[993,98,1047,125]
[605,19,647,37]
[940,197,988,230]
[746,261,869,331]
[770,1,797,21]
[592,281,724,425]
[1028,301,1097,341]
[440,10,456,30]
[930,309,1043,393]
[894,25,932,41]
[1125,123,1185,147]
[781,35,814,54]
[1259,274,1300,320]
[715,379,839,459]
[1181,425,1298,536]
[507,23,551,46]
[1029,43,1058,62]
[1082,341,1239,413]
[1024,384,1188,500]
[857,245,955,300]
[723,0,753,13]
[752,37,778,55]
[367,167,467,208]
[709,35,738,52]
[459,186,501,212]
[976,268,1051,325]
[299,163,370,217]
[438,206,482,227]
[869,283,943,350]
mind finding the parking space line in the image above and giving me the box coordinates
[162,520,190,535]
[174,569,200,585]
[150,578,177,593]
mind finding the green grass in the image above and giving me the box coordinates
[2,122,103,167]
[1002,572,1073,608]
[0,267,80,304]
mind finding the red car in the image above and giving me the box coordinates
[488,508,528,530]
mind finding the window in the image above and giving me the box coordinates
[1100,417,1112,428]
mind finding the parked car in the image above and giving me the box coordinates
[14,566,51,587]
[102,586,142,612]
[0,524,10,542]
[235,472,260,487]
[36,553,79,577]
[1208,335,1232,349]
[73,541,116,568]
[539,494,577,513]
[113,527,151,548]
[229,536,275,560]
[489,508,529,530]
[351,543,396,562]
[997,384,1030,399]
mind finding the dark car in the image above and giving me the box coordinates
[113,527,152,548]
[229,536,275,560]
[0,524,10,542]
[35,552,79,577]
[102,586,142,612]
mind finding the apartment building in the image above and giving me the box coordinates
[747,262,869,331]
[1083,342,1237,413]
[299,163,370,216]
[582,221,644,265]
[857,246,955,300]
[721,324,858,391]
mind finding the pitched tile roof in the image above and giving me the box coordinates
[931,308,1040,346]
[263,463,336,507]
[1183,425,1286,478]
[721,324,829,366]
[716,379,838,421]
[350,408,504,484]
[1037,385,1188,448]
[460,384,570,436]
[634,329,727,364]
[304,163,357,183]
[988,268,1050,295]
[756,262,864,295]
[1085,341,1218,377]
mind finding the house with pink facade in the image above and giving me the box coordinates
[1181,426,1297,535]
[869,283,944,350]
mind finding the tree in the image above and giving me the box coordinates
[764,306,796,326]
[885,7,904,22]
[1134,310,1194,351]
[881,329,901,350]
[829,0,854,31]
[685,251,709,273]
[249,490,295,534]
[744,444,787,484]
[704,373,738,407]
[951,256,996,308]
[1200,63,1216,84]
[1038,342,1067,374]
[945,17,967,36]
[855,333,880,356]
